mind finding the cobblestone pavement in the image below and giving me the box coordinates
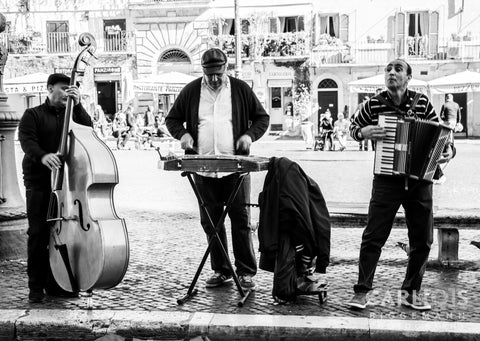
[4,138,480,323]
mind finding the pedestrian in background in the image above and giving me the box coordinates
[333,112,350,151]
[300,116,314,149]
[18,73,92,303]
[166,48,269,290]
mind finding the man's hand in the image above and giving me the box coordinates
[41,153,62,170]
[236,134,252,155]
[180,133,194,150]
[65,85,80,106]
[360,125,387,140]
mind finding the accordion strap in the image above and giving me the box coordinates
[374,92,422,117]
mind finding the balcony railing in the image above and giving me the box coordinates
[310,38,480,65]
[102,31,136,53]
[208,32,309,60]
[0,31,135,55]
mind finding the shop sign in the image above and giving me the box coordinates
[94,67,121,74]
[266,67,294,80]
[133,83,184,94]
[5,84,47,94]
[54,68,72,75]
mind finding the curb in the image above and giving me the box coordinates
[2,309,480,341]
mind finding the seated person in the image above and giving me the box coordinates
[112,112,130,149]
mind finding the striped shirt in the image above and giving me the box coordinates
[349,90,438,141]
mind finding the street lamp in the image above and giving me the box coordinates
[234,0,242,78]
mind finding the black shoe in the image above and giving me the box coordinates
[46,288,80,298]
[28,289,45,303]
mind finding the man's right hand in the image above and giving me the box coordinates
[180,133,194,150]
[360,125,387,140]
[41,153,62,170]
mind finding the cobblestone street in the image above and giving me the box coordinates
[3,138,480,325]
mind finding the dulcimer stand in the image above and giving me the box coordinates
[158,151,269,307]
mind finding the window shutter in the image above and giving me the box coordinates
[339,14,349,42]
[428,11,439,57]
[387,16,395,42]
[298,16,305,31]
[269,18,278,33]
[395,12,405,57]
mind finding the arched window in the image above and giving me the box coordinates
[318,79,338,89]
[159,49,191,63]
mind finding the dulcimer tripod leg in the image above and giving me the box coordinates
[177,172,252,307]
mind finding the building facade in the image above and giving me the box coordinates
[2,0,480,136]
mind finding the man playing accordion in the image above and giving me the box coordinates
[347,59,454,311]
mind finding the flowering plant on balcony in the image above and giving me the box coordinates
[317,33,343,47]
[407,35,427,56]
[258,32,307,57]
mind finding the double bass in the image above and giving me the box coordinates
[47,33,129,292]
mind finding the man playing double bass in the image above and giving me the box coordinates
[18,73,92,303]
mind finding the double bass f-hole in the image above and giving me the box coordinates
[74,199,90,231]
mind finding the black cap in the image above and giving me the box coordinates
[201,48,227,75]
[47,73,71,86]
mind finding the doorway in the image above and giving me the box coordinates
[317,91,338,128]
[96,81,118,120]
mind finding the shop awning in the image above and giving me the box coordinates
[4,72,50,94]
[428,70,480,93]
[348,74,428,93]
[133,72,197,94]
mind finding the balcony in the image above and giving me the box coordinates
[0,31,136,55]
[208,32,309,61]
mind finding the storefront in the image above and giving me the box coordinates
[265,66,294,131]
[133,71,196,117]
[94,66,122,120]
[428,70,480,138]
[4,72,49,115]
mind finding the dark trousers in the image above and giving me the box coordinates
[193,173,257,276]
[26,188,61,292]
[354,176,433,294]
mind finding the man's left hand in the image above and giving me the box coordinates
[66,85,80,106]
[236,134,252,155]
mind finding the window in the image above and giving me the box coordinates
[271,87,282,108]
[222,19,235,35]
[391,11,439,58]
[46,21,69,53]
[279,16,305,33]
[318,79,338,89]
[319,15,339,37]
[159,49,191,63]
[103,19,126,52]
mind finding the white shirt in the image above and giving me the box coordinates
[197,75,234,177]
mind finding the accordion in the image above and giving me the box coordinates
[374,114,452,182]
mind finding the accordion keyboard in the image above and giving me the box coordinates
[374,115,399,175]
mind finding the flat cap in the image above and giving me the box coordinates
[201,48,227,75]
[47,73,71,86]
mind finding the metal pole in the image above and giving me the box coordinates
[234,0,242,79]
